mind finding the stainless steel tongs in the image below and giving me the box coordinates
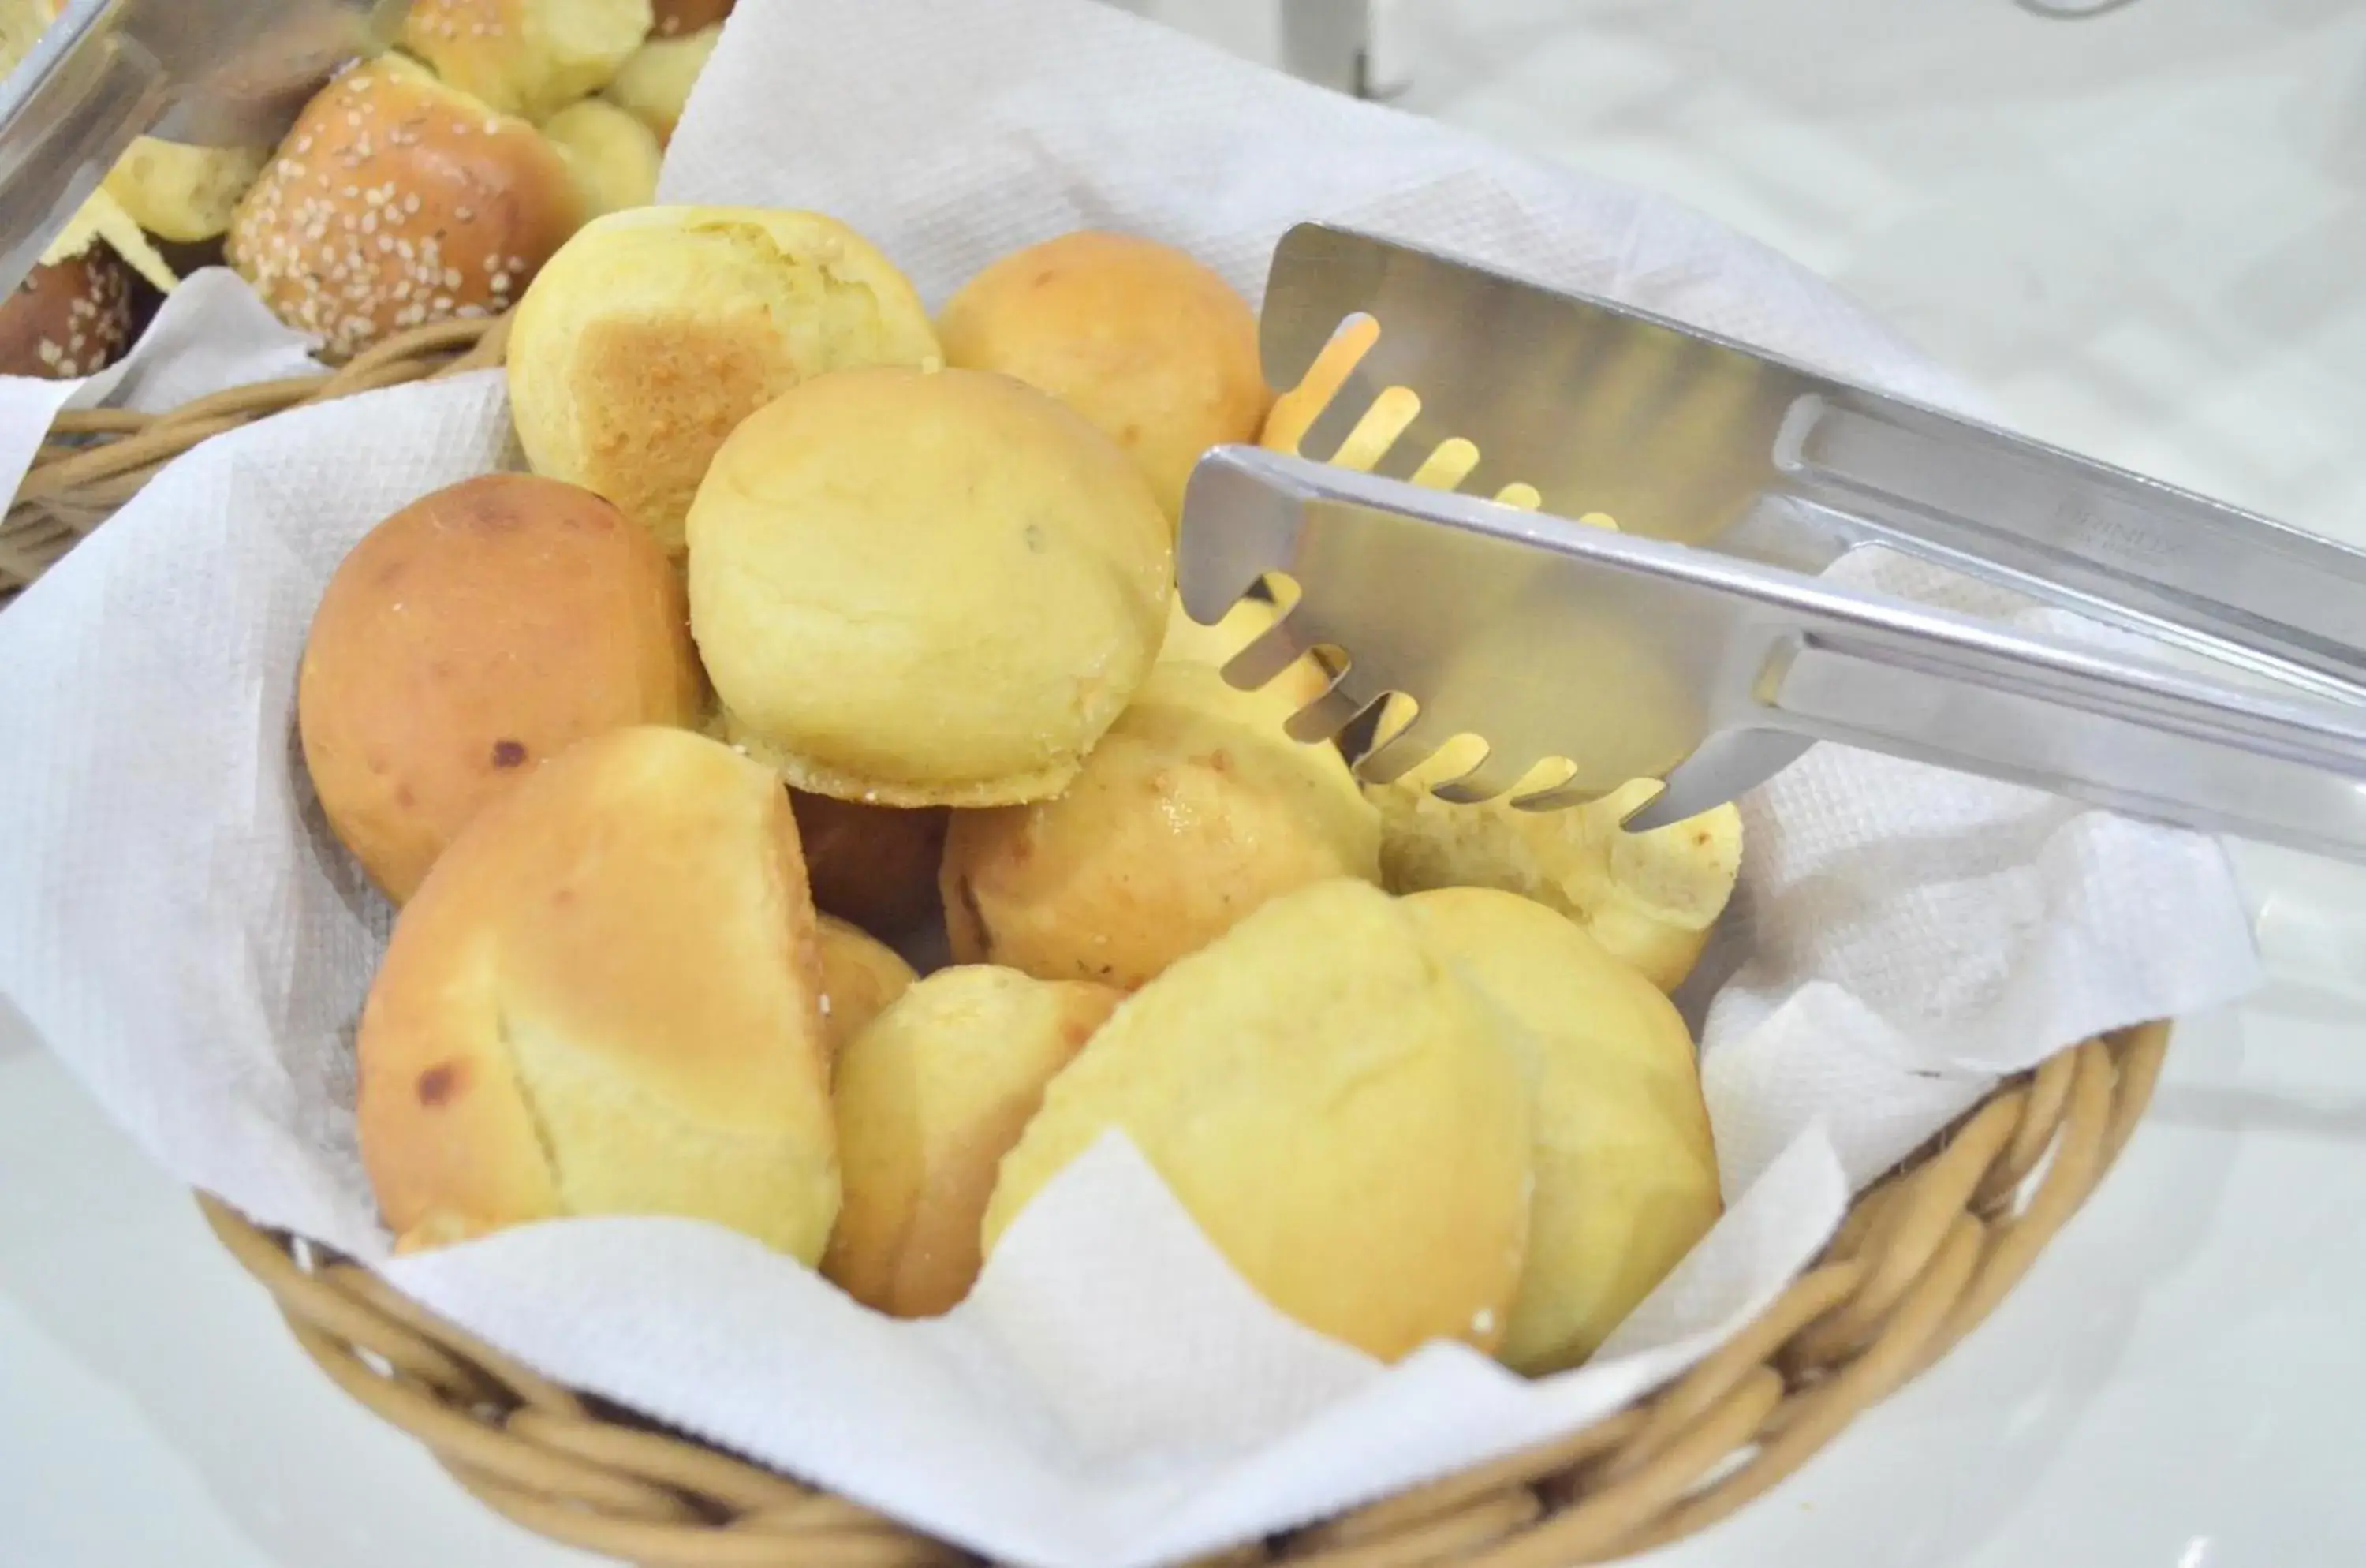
[1175,224,2366,862]
[0,0,401,296]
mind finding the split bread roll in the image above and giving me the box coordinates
[358,726,840,1258]
[297,474,704,903]
[816,915,917,1059]
[1371,743,1743,992]
[508,206,941,555]
[602,24,719,145]
[1404,888,1722,1372]
[230,58,587,360]
[983,879,1532,1361]
[686,365,1172,806]
[0,248,135,379]
[405,0,655,121]
[825,967,1123,1317]
[944,661,1379,990]
[940,230,1271,521]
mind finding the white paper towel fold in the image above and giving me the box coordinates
[0,2,2261,1564]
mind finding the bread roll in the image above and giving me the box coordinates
[358,726,839,1258]
[298,474,704,903]
[0,248,134,379]
[984,879,1532,1361]
[824,967,1122,1317]
[404,0,654,121]
[541,99,662,218]
[602,24,718,145]
[100,138,271,244]
[1371,752,1743,992]
[939,231,1270,521]
[816,915,917,1058]
[1404,888,1721,1372]
[790,789,948,939]
[229,59,586,361]
[507,206,940,555]
[1159,592,1333,725]
[652,0,731,37]
[944,662,1379,990]
[687,365,1172,806]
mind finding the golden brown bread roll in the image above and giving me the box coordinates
[0,248,134,379]
[403,0,655,121]
[297,474,705,903]
[984,879,1532,1361]
[601,24,718,146]
[1404,888,1722,1372]
[229,58,587,360]
[816,914,916,1059]
[358,725,840,1258]
[540,99,662,219]
[686,365,1172,807]
[507,206,940,556]
[943,662,1379,990]
[790,790,949,939]
[651,0,731,37]
[1371,751,1743,993]
[824,967,1122,1317]
[939,231,1271,521]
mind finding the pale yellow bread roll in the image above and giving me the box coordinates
[816,915,917,1060]
[1371,740,1743,992]
[358,726,839,1260]
[541,99,662,219]
[939,230,1271,522]
[1403,887,1722,1373]
[405,0,655,121]
[602,24,719,146]
[1158,592,1333,726]
[688,364,1171,807]
[983,879,1532,1361]
[943,661,1379,990]
[103,139,271,244]
[824,967,1123,1318]
[507,205,941,555]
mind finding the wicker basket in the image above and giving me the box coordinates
[6,315,2174,1566]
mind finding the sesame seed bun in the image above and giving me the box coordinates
[227,58,588,361]
[402,0,655,122]
[0,247,135,380]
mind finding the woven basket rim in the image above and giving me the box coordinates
[9,312,2178,1566]
[198,1021,2170,1567]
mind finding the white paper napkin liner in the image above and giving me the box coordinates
[0,269,319,527]
[382,1126,1849,1568]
